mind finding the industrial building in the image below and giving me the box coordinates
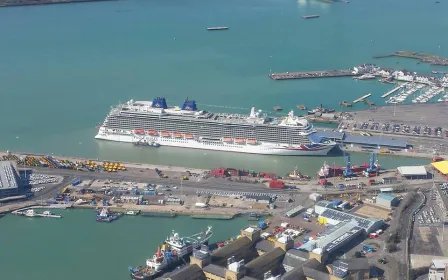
[160,264,205,280]
[376,193,400,208]
[428,259,448,280]
[328,259,370,279]
[397,166,428,179]
[314,200,332,215]
[382,177,398,184]
[0,161,21,197]
[317,208,384,234]
[315,130,408,149]
[432,160,448,176]
[299,220,365,263]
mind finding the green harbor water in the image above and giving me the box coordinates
[0,210,252,280]
[0,0,446,278]
[0,0,442,174]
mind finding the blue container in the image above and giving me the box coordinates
[338,184,345,189]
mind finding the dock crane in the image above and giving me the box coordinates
[343,155,355,177]
[366,153,379,173]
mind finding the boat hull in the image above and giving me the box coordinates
[95,132,334,156]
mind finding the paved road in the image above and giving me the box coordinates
[29,167,297,195]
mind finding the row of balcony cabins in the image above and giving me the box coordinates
[133,130,258,144]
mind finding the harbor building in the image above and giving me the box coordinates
[314,200,332,215]
[160,264,205,280]
[314,131,408,150]
[428,259,448,280]
[0,161,21,197]
[282,249,309,272]
[210,227,261,266]
[327,258,370,279]
[432,160,448,177]
[299,220,365,263]
[397,166,428,179]
[317,208,384,234]
[375,193,400,208]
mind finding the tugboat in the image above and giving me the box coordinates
[287,167,310,180]
[96,208,119,223]
[129,226,213,280]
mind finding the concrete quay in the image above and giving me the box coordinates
[269,69,356,80]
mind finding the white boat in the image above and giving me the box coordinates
[24,209,37,217]
[354,74,376,80]
[125,210,140,216]
[165,226,213,257]
[95,98,336,156]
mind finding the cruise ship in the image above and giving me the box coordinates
[95,98,336,156]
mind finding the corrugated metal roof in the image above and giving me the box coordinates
[319,208,382,232]
[245,247,285,270]
[202,264,226,278]
[211,236,252,259]
[314,131,408,148]
[377,193,397,202]
[432,161,448,175]
[397,166,427,176]
[343,134,408,148]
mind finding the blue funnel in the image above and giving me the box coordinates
[182,99,197,111]
[151,97,168,109]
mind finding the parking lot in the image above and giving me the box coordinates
[344,120,447,139]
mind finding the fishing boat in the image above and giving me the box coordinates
[24,209,37,217]
[287,167,310,180]
[129,227,213,280]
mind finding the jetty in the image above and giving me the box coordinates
[0,0,112,8]
[191,214,234,220]
[381,83,408,98]
[141,211,177,218]
[12,208,62,218]
[269,69,356,80]
[374,51,448,66]
[353,93,372,104]
[207,27,228,31]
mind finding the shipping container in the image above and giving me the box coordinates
[269,180,284,189]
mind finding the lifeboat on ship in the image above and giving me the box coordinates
[235,138,245,144]
[184,133,194,139]
[147,130,158,136]
[173,132,183,138]
[161,131,171,137]
[246,139,257,145]
[223,137,233,143]
[134,129,145,135]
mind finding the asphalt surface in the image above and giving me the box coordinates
[28,167,298,196]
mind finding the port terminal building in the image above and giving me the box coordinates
[397,166,429,179]
[0,161,21,197]
[375,193,400,208]
[314,131,409,150]
[183,225,374,280]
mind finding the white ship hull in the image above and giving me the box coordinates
[95,130,334,156]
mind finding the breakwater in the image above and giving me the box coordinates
[269,69,356,80]
[373,50,448,66]
[0,0,116,8]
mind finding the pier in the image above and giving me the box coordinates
[381,83,408,98]
[269,69,356,80]
[353,93,372,104]
[374,51,448,66]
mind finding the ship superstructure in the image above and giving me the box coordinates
[95,98,336,156]
[129,226,213,280]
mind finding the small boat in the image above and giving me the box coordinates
[24,209,37,217]
[339,101,352,107]
[223,137,233,143]
[134,129,145,135]
[273,106,282,111]
[173,132,183,138]
[246,139,257,145]
[126,210,140,216]
[96,208,119,223]
[147,130,158,136]
[184,133,194,139]
[207,26,229,31]
[0,213,4,218]
[161,131,171,137]
[235,138,245,144]
[296,105,307,110]
[302,15,320,19]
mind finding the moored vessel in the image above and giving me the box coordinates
[95,98,336,156]
[96,208,119,222]
[128,226,213,280]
